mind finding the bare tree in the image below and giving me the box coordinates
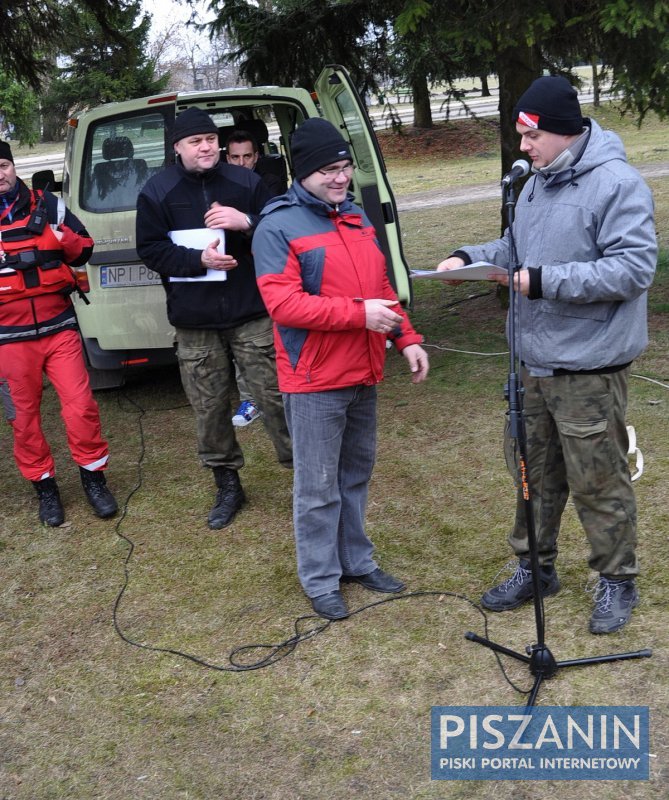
[147,15,241,91]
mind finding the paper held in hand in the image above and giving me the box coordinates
[168,228,227,282]
[411,262,507,281]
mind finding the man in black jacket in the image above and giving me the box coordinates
[136,107,292,530]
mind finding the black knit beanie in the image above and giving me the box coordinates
[0,140,14,163]
[513,76,584,135]
[171,107,219,144]
[291,118,352,180]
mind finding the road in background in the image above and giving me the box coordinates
[396,161,669,212]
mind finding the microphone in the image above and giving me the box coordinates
[501,159,530,187]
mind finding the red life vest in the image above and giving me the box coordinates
[0,191,76,305]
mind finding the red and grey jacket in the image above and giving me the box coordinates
[0,180,93,344]
[253,181,423,393]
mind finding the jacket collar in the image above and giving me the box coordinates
[0,178,21,206]
[291,178,356,214]
[260,177,362,222]
[535,126,590,177]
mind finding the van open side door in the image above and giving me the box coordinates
[315,64,412,306]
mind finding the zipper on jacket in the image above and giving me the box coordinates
[201,178,211,213]
[30,297,40,336]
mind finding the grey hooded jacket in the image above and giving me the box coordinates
[457,119,657,375]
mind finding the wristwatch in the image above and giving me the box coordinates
[245,214,253,230]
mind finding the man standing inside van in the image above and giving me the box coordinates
[136,107,292,530]
[225,130,285,198]
[225,129,283,429]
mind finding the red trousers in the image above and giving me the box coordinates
[0,330,109,481]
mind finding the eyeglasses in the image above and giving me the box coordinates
[317,163,355,178]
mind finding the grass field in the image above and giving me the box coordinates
[1,109,668,799]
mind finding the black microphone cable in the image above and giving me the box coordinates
[107,377,534,695]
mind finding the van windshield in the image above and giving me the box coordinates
[81,111,167,213]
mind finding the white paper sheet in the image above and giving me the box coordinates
[168,228,227,282]
[411,262,507,281]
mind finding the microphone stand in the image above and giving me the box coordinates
[464,177,652,707]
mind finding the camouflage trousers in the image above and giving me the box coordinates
[504,366,638,578]
[176,317,292,471]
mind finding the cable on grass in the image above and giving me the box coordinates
[631,373,669,391]
[109,367,669,681]
[421,290,509,357]
[441,290,493,309]
[424,342,508,357]
[107,381,533,693]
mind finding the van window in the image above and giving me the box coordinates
[331,91,374,174]
[81,111,167,212]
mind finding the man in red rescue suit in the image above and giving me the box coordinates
[0,140,117,526]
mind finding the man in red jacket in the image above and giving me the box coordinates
[0,141,117,526]
[253,118,429,620]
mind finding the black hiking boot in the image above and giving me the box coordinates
[208,467,246,529]
[589,576,639,634]
[32,477,65,527]
[79,468,118,518]
[481,559,560,611]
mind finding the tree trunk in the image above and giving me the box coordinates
[591,55,600,107]
[411,74,433,128]
[496,43,542,230]
[480,73,491,97]
[497,44,541,174]
[41,105,66,143]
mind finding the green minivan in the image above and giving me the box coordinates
[35,65,411,388]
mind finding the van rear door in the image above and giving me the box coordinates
[315,64,412,305]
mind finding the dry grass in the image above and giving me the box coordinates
[1,116,669,799]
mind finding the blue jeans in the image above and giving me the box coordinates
[283,386,379,598]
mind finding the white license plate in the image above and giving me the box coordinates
[100,264,162,287]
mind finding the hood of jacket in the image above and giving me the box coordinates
[529,119,628,193]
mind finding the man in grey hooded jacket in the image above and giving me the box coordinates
[438,75,657,634]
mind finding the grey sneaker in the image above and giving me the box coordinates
[481,559,560,611]
[589,576,639,634]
